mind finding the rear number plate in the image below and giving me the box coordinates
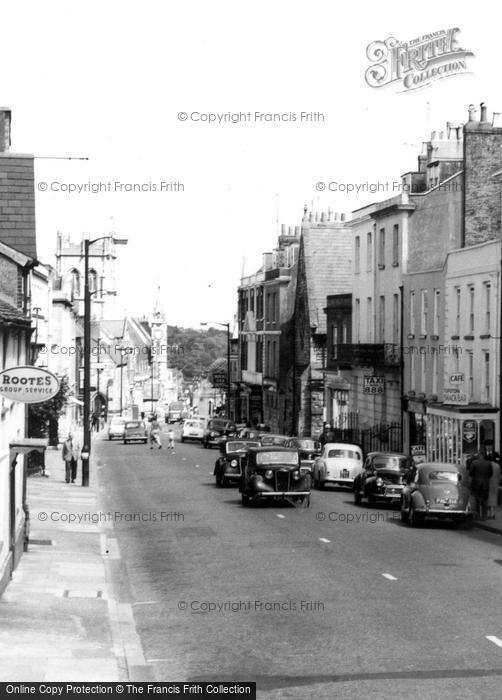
[340,469,349,478]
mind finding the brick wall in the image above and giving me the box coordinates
[0,155,37,259]
[463,126,502,246]
[0,254,19,305]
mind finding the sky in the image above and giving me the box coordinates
[0,1,497,327]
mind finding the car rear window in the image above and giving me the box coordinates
[373,457,408,470]
[226,441,260,452]
[126,422,141,428]
[427,470,460,483]
[327,449,361,460]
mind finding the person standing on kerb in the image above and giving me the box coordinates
[62,433,80,483]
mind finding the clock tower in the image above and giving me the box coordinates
[150,286,176,405]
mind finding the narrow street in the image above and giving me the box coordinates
[97,426,502,698]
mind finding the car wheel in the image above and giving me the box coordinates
[123,440,127,445]
[108,436,112,441]
[354,487,362,505]
[203,441,208,449]
[409,503,421,527]
[241,493,249,505]
[318,479,325,490]
[367,494,376,507]
[299,494,310,508]
[181,436,185,443]
[400,498,409,522]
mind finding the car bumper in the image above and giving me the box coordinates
[323,477,354,486]
[415,508,472,518]
[250,490,310,498]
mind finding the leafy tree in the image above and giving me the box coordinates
[28,375,71,444]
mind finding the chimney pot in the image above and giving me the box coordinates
[288,225,292,236]
[341,213,346,222]
[334,212,338,221]
[480,102,488,122]
[294,226,300,236]
[281,224,286,235]
[321,212,326,222]
[468,104,476,121]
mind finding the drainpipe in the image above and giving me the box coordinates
[399,284,405,453]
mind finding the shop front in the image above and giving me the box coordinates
[426,404,498,465]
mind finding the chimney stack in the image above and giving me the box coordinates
[0,109,11,152]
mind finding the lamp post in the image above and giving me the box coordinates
[82,234,127,486]
[201,321,231,418]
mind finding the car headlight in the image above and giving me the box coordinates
[292,470,300,480]
[230,459,238,467]
[264,470,273,479]
[210,431,218,437]
[376,477,383,487]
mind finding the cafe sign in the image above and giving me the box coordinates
[0,366,60,404]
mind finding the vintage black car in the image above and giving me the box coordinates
[353,452,410,506]
[213,439,261,487]
[400,462,476,526]
[285,437,322,475]
[239,446,311,507]
[203,418,237,448]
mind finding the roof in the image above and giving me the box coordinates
[100,319,126,339]
[299,226,352,334]
[0,298,30,326]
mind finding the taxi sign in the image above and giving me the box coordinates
[0,366,60,403]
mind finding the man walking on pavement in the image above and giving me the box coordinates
[468,453,493,520]
[62,432,80,483]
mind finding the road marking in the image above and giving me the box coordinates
[487,635,502,648]
[319,537,330,543]
[382,573,398,581]
[276,514,286,519]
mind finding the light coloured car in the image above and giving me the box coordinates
[123,420,148,444]
[181,417,207,443]
[312,442,364,489]
[108,416,127,440]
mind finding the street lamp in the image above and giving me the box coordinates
[82,234,127,486]
[201,321,231,419]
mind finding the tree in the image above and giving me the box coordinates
[28,375,71,445]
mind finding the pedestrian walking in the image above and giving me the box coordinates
[167,428,175,450]
[482,439,500,464]
[487,459,501,520]
[149,416,162,449]
[62,433,80,483]
[468,453,493,520]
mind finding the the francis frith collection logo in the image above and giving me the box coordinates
[365,28,474,92]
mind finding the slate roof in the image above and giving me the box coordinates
[300,226,353,334]
[0,298,30,325]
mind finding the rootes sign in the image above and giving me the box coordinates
[0,366,60,403]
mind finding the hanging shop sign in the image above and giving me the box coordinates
[0,366,60,404]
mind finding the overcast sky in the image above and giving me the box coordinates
[1,1,497,327]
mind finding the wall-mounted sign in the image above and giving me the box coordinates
[449,373,465,384]
[0,366,60,404]
[443,388,468,405]
[363,376,385,394]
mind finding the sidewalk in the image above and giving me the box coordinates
[473,499,502,535]
[0,441,149,682]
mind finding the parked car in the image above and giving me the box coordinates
[400,462,476,527]
[353,452,411,506]
[214,439,261,487]
[123,420,148,444]
[259,433,290,447]
[203,418,237,448]
[239,446,310,506]
[286,437,322,475]
[181,417,207,443]
[108,417,127,440]
[312,442,364,489]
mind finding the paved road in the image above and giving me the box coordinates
[97,426,502,699]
